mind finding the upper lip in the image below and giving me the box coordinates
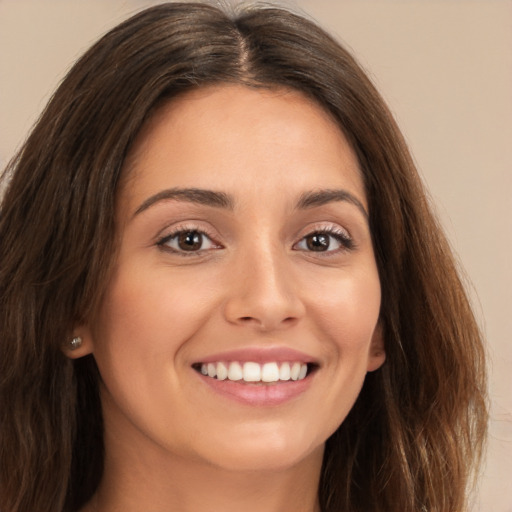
[193,347,317,365]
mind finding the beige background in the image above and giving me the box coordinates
[1,0,511,510]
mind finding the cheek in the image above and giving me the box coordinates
[309,268,381,351]
[88,267,214,435]
[93,266,215,358]
[302,266,381,432]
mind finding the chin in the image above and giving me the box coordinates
[198,430,325,473]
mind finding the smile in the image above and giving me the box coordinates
[193,361,313,383]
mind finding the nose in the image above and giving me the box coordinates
[223,244,306,331]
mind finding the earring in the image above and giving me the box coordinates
[69,336,83,350]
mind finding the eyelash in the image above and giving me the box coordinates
[156,225,355,256]
[156,225,221,256]
[293,226,355,254]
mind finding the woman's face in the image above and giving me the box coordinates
[79,85,384,472]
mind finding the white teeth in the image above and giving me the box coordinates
[261,362,280,382]
[279,362,291,381]
[216,361,228,380]
[227,361,243,381]
[198,361,310,383]
[290,362,301,381]
[243,362,261,382]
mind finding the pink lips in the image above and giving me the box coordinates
[192,347,317,406]
[196,347,315,365]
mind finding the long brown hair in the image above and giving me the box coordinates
[0,3,487,511]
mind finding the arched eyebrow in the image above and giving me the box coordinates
[133,187,234,217]
[296,189,368,220]
[133,187,368,221]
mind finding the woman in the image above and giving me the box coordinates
[0,3,487,512]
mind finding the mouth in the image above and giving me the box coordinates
[192,361,318,384]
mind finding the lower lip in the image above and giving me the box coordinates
[195,371,313,406]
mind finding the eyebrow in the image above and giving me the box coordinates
[296,189,368,219]
[133,186,368,220]
[133,187,234,216]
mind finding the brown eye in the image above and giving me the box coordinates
[159,229,218,253]
[306,233,330,251]
[177,231,202,251]
[294,229,354,253]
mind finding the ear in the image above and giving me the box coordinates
[367,322,386,372]
[63,324,94,359]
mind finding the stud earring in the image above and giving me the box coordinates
[69,336,83,350]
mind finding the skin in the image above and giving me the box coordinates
[72,84,385,512]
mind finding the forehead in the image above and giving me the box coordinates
[120,84,366,213]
